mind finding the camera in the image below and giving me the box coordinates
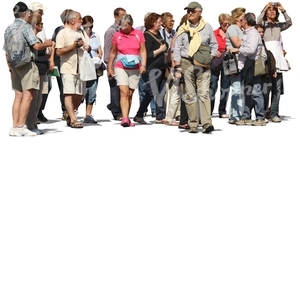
[223,52,233,61]
[272,2,278,6]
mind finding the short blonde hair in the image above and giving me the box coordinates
[218,13,232,25]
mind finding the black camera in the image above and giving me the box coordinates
[223,52,233,61]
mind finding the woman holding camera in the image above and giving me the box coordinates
[257,2,292,123]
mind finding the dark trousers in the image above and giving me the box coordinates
[210,69,231,116]
[38,75,52,113]
[136,68,166,120]
[179,96,188,125]
[107,76,121,118]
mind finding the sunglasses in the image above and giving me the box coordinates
[187,8,197,14]
[222,22,230,26]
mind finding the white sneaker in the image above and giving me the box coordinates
[9,127,22,137]
[16,125,37,136]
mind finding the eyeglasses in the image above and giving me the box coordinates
[187,8,197,14]
[222,22,230,26]
[155,20,162,24]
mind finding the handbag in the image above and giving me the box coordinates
[80,50,97,81]
[223,51,239,76]
[254,48,265,77]
[120,56,139,68]
[210,52,225,72]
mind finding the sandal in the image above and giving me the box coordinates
[178,124,190,130]
[70,120,83,128]
[65,112,71,127]
[121,118,130,127]
[163,120,179,126]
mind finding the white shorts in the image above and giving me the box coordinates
[114,68,140,90]
[62,74,86,95]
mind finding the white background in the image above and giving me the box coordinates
[1,1,299,300]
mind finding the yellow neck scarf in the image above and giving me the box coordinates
[177,18,206,57]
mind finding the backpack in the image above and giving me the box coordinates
[262,40,276,78]
[6,23,31,68]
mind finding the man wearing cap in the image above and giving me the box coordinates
[3,2,53,136]
[173,2,218,133]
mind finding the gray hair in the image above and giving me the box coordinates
[60,9,73,24]
[66,10,79,23]
[119,14,134,26]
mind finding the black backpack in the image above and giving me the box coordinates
[263,40,276,78]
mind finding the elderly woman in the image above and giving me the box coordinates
[210,13,232,119]
[107,14,146,127]
[257,2,292,123]
[225,7,246,124]
[82,15,103,124]
[26,14,51,134]
[133,13,168,124]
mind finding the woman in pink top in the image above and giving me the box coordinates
[107,14,147,127]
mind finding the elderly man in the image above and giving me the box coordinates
[230,13,268,126]
[4,1,52,136]
[103,7,126,121]
[55,10,90,128]
[173,1,218,133]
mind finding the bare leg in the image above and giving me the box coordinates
[64,94,76,122]
[86,104,93,116]
[13,89,34,127]
[119,85,130,118]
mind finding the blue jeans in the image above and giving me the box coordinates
[85,77,99,105]
[243,76,265,120]
[138,75,156,113]
[229,73,244,121]
[210,69,231,116]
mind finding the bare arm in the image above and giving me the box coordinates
[107,44,117,77]
[139,42,147,74]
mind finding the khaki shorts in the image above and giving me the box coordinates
[11,61,40,92]
[114,68,140,90]
[62,74,86,95]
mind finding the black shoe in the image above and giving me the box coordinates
[37,112,48,123]
[151,112,156,118]
[113,115,122,121]
[202,125,214,134]
[133,116,148,124]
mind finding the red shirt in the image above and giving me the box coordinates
[214,28,227,52]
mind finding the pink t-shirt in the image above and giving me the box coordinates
[112,29,145,69]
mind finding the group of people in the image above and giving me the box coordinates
[3,1,292,136]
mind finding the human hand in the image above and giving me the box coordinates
[160,44,167,52]
[139,65,146,74]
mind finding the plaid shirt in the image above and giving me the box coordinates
[3,18,38,56]
[103,23,119,63]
